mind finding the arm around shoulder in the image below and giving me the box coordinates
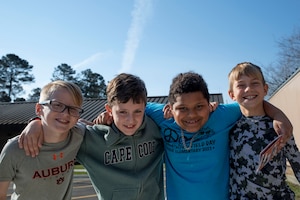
[145,102,165,124]
[0,181,10,200]
[263,100,293,145]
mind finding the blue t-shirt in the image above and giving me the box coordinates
[146,102,241,200]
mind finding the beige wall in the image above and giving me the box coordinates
[268,70,300,145]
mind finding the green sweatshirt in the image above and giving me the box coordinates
[77,115,164,200]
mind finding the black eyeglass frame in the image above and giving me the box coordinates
[39,100,84,117]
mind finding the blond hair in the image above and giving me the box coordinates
[228,62,266,91]
[39,80,83,107]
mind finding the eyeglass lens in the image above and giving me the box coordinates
[50,101,82,117]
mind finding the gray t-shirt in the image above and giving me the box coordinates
[0,124,85,200]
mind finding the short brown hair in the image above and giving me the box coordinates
[106,73,147,106]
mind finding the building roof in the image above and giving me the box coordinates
[0,94,223,125]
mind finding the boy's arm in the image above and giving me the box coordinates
[18,119,88,157]
[284,137,300,182]
[18,120,43,157]
[93,102,169,125]
[93,111,113,125]
[78,118,94,125]
[264,101,293,146]
[145,102,165,124]
[0,181,10,200]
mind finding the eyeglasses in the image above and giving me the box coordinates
[39,100,84,117]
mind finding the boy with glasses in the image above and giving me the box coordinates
[17,72,292,199]
[16,74,164,200]
[0,80,85,200]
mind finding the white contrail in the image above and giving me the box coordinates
[118,0,152,73]
[73,52,109,70]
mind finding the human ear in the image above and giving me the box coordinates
[264,84,269,96]
[35,103,42,116]
[105,104,113,116]
[163,103,173,119]
[228,90,237,101]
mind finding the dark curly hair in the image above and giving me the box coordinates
[168,71,209,105]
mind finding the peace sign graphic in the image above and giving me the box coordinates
[164,128,179,142]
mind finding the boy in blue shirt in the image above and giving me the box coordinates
[144,71,292,199]
[19,72,292,200]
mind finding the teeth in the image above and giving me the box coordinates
[58,119,68,123]
[245,96,255,99]
[185,119,198,124]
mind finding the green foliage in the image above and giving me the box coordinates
[51,63,76,81]
[0,54,108,102]
[14,97,26,102]
[75,69,107,98]
[51,64,107,98]
[0,91,11,102]
[0,54,35,101]
[27,87,41,102]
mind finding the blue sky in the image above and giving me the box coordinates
[1,0,300,103]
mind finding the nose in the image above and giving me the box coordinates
[245,84,252,92]
[187,108,197,117]
[125,113,134,122]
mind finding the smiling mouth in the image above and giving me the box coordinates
[243,95,257,100]
[124,124,136,129]
[56,118,69,124]
[184,119,200,125]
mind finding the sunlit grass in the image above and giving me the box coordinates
[74,164,87,175]
[287,181,300,200]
